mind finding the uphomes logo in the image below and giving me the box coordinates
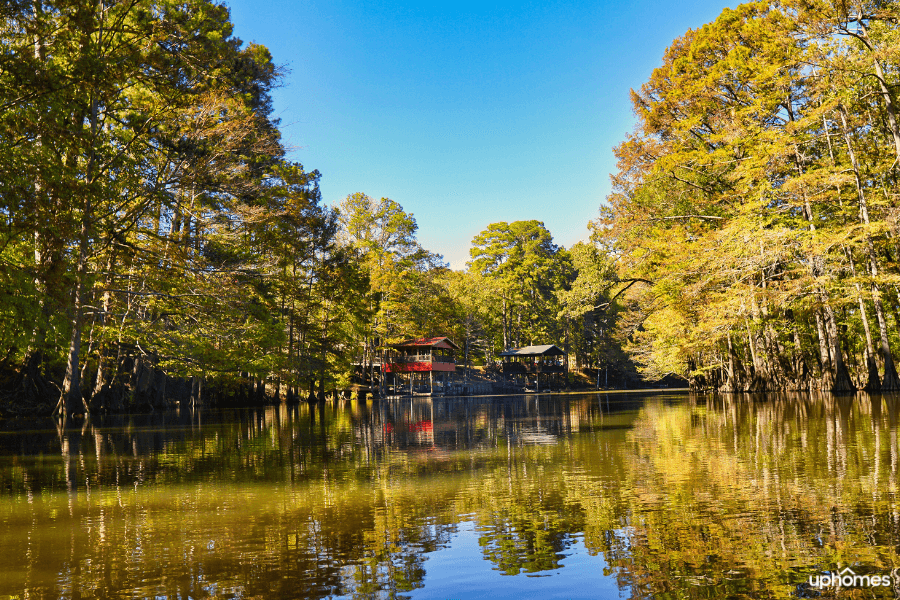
[808,567,894,589]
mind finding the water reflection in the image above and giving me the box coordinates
[1,392,899,598]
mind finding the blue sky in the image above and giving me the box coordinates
[224,0,735,269]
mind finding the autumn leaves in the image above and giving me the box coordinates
[597,1,900,391]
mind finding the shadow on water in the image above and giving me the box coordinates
[2,391,900,598]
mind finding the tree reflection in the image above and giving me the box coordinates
[2,393,900,598]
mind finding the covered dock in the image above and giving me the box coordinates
[499,344,567,392]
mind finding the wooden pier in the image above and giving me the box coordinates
[499,344,567,392]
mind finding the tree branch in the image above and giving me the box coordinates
[594,278,655,310]
[648,215,724,221]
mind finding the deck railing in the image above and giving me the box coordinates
[502,362,565,374]
[387,354,455,364]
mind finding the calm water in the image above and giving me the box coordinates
[1,392,900,599]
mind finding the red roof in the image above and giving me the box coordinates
[390,336,459,350]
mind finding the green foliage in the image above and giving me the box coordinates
[337,193,443,359]
[557,242,623,371]
[0,0,371,409]
[468,220,572,353]
[596,0,900,390]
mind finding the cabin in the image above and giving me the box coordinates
[382,337,459,395]
[499,344,567,392]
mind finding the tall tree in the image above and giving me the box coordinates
[0,0,364,413]
[468,220,571,353]
[338,193,442,368]
[594,1,893,391]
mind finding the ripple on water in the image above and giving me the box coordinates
[3,394,900,599]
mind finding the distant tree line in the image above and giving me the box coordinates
[335,198,634,385]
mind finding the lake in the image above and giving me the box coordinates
[1,391,899,599]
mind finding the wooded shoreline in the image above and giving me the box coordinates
[5,0,900,415]
[595,1,900,397]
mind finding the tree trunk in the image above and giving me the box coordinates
[838,106,900,390]
[57,214,91,416]
[789,315,811,391]
[721,332,747,392]
[501,295,509,350]
[845,246,880,391]
[814,308,834,390]
[190,376,202,408]
[319,295,330,403]
[856,21,900,161]
[792,133,853,392]
[744,317,769,392]
[822,299,855,393]
[871,284,900,390]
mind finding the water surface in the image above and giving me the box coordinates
[1,392,899,599]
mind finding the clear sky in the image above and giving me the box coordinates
[223,0,735,269]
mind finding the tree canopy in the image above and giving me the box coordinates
[8,0,897,413]
[595,0,900,392]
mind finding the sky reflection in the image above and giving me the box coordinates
[1,392,899,598]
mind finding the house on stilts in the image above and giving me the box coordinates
[382,337,459,395]
[499,344,567,392]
